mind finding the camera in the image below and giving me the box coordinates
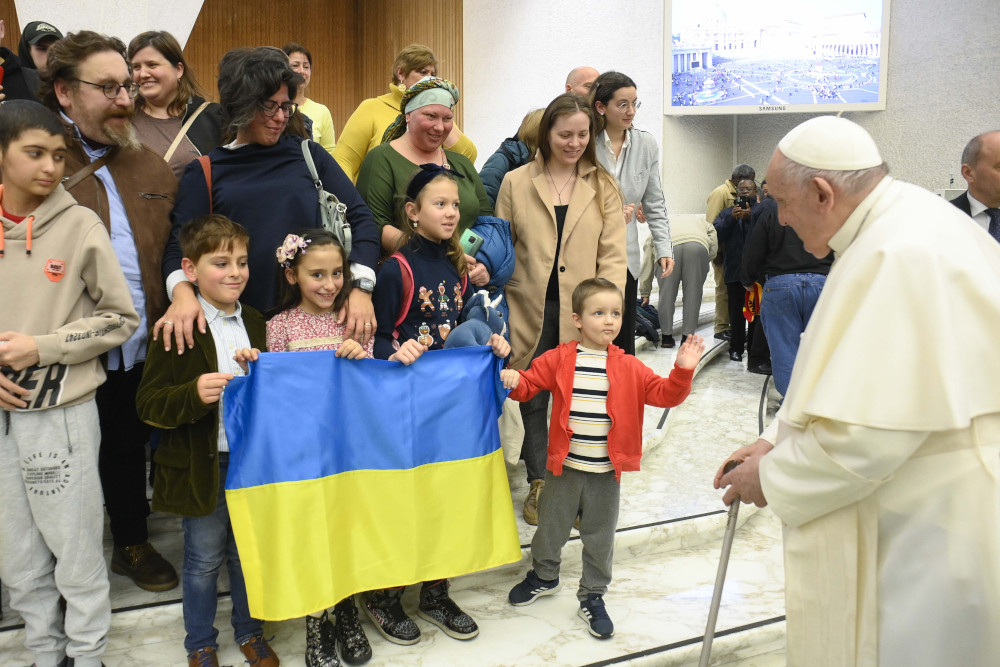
[736,195,754,208]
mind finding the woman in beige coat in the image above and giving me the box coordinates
[495,92,626,524]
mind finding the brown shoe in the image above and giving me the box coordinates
[240,634,280,666]
[188,646,220,667]
[111,542,178,592]
[523,479,545,526]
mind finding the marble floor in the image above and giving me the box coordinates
[0,288,790,666]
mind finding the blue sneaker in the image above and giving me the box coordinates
[578,594,614,639]
[508,570,561,606]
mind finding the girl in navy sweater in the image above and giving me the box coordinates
[365,164,509,645]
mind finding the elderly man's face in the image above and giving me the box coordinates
[54,50,136,148]
[767,151,840,258]
[566,67,599,96]
[963,132,1000,208]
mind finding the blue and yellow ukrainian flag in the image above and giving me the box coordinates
[223,346,521,621]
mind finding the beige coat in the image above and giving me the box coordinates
[496,152,626,370]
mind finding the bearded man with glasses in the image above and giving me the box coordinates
[37,30,180,594]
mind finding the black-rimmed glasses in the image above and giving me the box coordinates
[74,79,140,99]
[259,100,299,117]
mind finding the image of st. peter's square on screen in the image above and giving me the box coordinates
[667,0,887,114]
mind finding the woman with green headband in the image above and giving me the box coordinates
[334,44,477,182]
[356,77,494,284]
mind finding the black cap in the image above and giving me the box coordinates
[21,21,64,46]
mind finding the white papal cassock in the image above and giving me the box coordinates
[759,176,1000,666]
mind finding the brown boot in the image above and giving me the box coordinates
[240,634,280,666]
[523,479,545,525]
[111,542,178,592]
[188,646,220,666]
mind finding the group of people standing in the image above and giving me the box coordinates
[0,22,686,667]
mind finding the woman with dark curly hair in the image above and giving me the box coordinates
[128,30,223,178]
[158,47,380,351]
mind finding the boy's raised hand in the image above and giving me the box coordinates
[232,348,260,374]
[500,369,520,390]
[675,334,705,370]
[488,333,510,359]
[389,339,427,365]
[335,339,367,360]
[197,372,233,404]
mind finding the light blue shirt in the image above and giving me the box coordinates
[199,294,252,453]
[63,113,147,371]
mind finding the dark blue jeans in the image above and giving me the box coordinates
[182,457,261,653]
[760,273,827,395]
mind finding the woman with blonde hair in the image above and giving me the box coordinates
[495,92,626,524]
[128,30,223,178]
[334,44,476,181]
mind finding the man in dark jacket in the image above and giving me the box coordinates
[0,20,45,101]
[16,20,63,72]
[951,130,1000,242]
[741,196,834,394]
[40,30,179,592]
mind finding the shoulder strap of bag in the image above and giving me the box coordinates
[197,155,213,213]
[391,251,414,337]
[63,152,112,191]
[164,101,211,163]
[300,138,321,186]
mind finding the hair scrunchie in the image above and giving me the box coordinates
[381,76,460,145]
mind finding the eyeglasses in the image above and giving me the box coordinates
[259,100,299,117]
[615,100,641,112]
[74,78,140,99]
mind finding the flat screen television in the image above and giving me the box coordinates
[663,0,890,115]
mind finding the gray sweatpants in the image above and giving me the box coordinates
[530,467,620,600]
[0,401,111,667]
[657,241,709,336]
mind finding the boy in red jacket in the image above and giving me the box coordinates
[500,277,704,639]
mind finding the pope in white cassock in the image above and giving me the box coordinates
[715,116,1000,666]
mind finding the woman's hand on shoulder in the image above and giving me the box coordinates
[338,288,376,348]
[154,282,206,354]
[335,339,368,360]
[488,333,510,359]
[388,338,427,365]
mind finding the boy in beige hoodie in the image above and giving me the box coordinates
[0,100,138,667]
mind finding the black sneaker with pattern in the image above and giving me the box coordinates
[336,597,373,664]
[360,588,420,645]
[305,611,339,667]
[417,579,479,640]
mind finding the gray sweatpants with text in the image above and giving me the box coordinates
[0,400,111,667]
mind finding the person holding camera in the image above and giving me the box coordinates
[713,178,759,362]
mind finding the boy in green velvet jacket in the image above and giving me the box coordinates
[135,214,277,667]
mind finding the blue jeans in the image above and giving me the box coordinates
[182,457,261,653]
[760,273,827,395]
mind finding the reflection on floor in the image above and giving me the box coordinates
[1,304,790,666]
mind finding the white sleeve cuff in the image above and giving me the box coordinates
[165,269,189,302]
[351,263,376,284]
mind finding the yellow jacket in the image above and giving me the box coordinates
[334,84,478,182]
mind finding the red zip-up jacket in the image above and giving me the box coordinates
[509,341,694,481]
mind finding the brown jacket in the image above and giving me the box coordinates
[496,152,626,370]
[61,121,177,323]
